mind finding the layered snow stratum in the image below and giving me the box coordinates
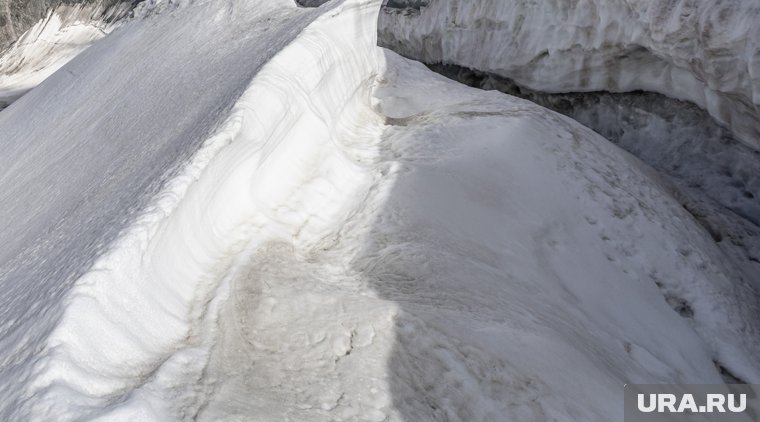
[378,0,760,152]
[0,0,758,420]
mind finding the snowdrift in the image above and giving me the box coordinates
[0,0,333,418]
[0,0,757,420]
[378,0,760,151]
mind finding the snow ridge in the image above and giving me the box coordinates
[17,0,386,419]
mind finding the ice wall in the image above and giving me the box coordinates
[377,0,760,151]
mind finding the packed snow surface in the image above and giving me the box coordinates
[429,65,760,294]
[0,0,758,420]
[378,0,760,151]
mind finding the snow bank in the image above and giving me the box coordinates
[15,0,388,419]
[378,0,760,151]
[126,0,760,418]
[0,0,331,419]
[361,52,760,420]
[1,0,758,419]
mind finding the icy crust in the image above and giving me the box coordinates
[378,0,760,151]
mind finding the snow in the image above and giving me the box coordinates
[0,0,758,420]
[428,65,760,299]
[433,66,760,227]
[0,9,108,109]
[365,54,760,420]
[0,0,333,419]
[0,0,191,110]
[378,0,760,151]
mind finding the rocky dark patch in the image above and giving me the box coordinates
[383,0,429,11]
[295,0,331,7]
[714,360,748,384]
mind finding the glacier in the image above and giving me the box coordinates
[0,0,758,420]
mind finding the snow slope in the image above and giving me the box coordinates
[192,5,760,418]
[0,0,758,420]
[378,0,760,151]
[0,0,333,418]
[0,5,110,108]
[0,0,190,109]
[0,0,137,51]
[428,65,760,299]
[368,57,760,419]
